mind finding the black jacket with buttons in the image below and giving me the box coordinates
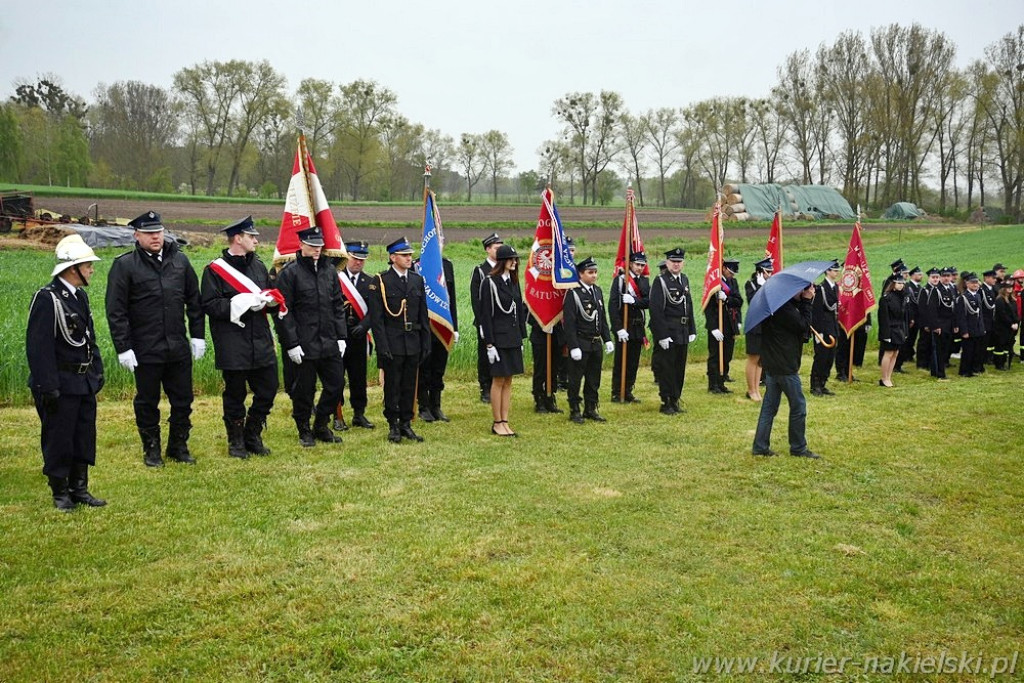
[274,252,347,360]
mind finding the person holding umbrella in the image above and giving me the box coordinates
[747,261,830,459]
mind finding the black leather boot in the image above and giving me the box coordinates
[399,421,424,442]
[295,418,315,448]
[139,427,163,468]
[708,377,725,394]
[387,420,402,443]
[569,402,584,424]
[225,418,248,459]
[351,412,375,429]
[432,398,450,422]
[546,395,564,414]
[69,463,106,507]
[312,414,342,443]
[583,403,607,422]
[166,424,196,464]
[332,413,349,432]
[243,415,271,455]
[47,475,75,512]
[534,395,551,413]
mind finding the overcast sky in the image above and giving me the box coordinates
[0,0,1017,172]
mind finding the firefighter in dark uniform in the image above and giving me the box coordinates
[980,269,998,369]
[704,258,743,394]
[106,211,205,467]
[200,216,278,459]
[27,235,106,510]
[650,247,697,415]
[609,251,650,403]
[915,267,939,370]
[416,242,459,423]
[955,272,986,377]
[335,240,376,431]
[918,267,953,379]
[563,257,613,424]
[810,260,840,396]
[528,313,567,413]
[370,237,431,443]
[275,226,348,447]
[470,233,503,403]
[899,265,923,372]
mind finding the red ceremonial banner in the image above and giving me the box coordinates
[765,209,783,270]
[700,201,724,311]
[838,218,877,335]
[525,187,577,330]
[275,134,345,265]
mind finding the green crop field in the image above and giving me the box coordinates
[0,224,1022,680]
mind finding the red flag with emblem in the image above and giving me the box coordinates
[524,187,578,330]
[700,201,724,311]
[275,133,346,266]
[838,213,877,335]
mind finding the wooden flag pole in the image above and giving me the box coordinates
[718,297,725,376]
[546,334,553,400]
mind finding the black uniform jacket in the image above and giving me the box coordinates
[106,239,204,364]
[993,297,1020,346]
[811,278,840,337]
[609,274,650,334]
[413,256,459,335]
[480,275,527,348]
[760,298,812,375]
[918,284,955,333]
[340,267,377,339]
[650,273,697,344]
[703,276,742,336]
[955,290,987,337]
[877,290,909,345]
[275,252,347,360]
[563,284,612,352]
[370,267,431,358]
[201,250,278,371]
[27,278,104,396]
[470,258,495,328]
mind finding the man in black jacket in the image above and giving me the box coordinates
[649,248,697,415]
[370,237,431,443]
[27,235,106,510]
[609,251,650,403]
[336,240,376,430]
[810,260,840,396]
[275,226,348,447]
[563,257,613,424]
[106,211,205,467]
[200,216,279,458]
[752,284,820,459]
[704,257,743,394]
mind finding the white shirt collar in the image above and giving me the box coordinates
[58,276,78,297]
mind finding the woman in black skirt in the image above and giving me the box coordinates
[744,258,774,401]
[877,275,908,387]
[480,245,527,436]
[992,280,1019,369]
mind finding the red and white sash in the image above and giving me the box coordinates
[209,258,288,316]
[338,270,368,320]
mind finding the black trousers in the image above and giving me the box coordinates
[930,331,950,378]
[834,329,867,378]
[899,325,919,368]
[382,353,419,423]
[290,356,344,423]
[706,335,735,382]
[810,340,836,383]
[134,359,193,430]
[418,334,449,408]
[612,337,644,397]
[341,336,370,414]
[916,328,932,369]
[653,342,688,402]
[34,391,96,479]
[530,328,562,398]
[222,364,278,422]
[476,337,490,392]
[959,336,983,376]
[567,347,603,408]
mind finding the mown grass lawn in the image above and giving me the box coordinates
[1,355,1021,680]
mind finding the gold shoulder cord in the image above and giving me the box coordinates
[378,274,408,325]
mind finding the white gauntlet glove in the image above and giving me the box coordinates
[717,290,727,301]
[616,329,629,342]
[604,340,614,354]
[287,346,304,365]
[711,329,724,342]
[190,338,206,360]
[337,340,347,356]
[621,292,636,305]
[569,348,582,361]
[118,349,138,372]
[658,338,671,350]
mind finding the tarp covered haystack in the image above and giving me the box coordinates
[721,183,856,221]
[882,202,925,219]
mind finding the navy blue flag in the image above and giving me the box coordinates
[417,191,455,349]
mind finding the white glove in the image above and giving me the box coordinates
[622,292,636,305]
[454,331,460,344]
[288,346,304,365]
[338,340,347,356]
[711,329,724,342]
[687,334,697,344]
[570,348,582,361]
[190,338,206,360]
[616,329,629,342]
[658,338,671,350]
[717,291,727,301]
[604,340,614,354]
[756,273,766,286]
[118,349,138,372]
[487,346,500,364]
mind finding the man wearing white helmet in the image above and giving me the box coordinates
[26,234,106,511]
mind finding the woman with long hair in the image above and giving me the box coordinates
[992,281,1019,370]
[480,245,527,436]
[877,275,908,387]
[744,258,774,401]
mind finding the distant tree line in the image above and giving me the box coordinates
[0,23,1020,218]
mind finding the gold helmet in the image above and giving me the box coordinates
[52,234,100,277]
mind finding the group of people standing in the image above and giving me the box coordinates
[25,213,1024,510]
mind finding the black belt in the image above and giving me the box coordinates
[675,316,689,325]
[389,322,422,331]
[59,361,91,375]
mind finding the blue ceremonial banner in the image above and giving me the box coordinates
[418,190,455,350]
[547,192,578,289]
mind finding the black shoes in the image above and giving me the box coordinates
[332,415,350,432]
[790,450,822,459]
[387,422,402,443]
[569,410,585,424]
[312,415,343,444]
[47,475,76,512]
[243,416,271,456]
[68,464,106,507]
[399,422,424,442]
[432,407,450,422]
[582,406,607,422]
[226,418,248,459]
[351,413,375,429]
[752,449,778,457]
[418,408,436,423]
[296,419,316,448]
[139,427,163,468]
[165,425,196,464]
[480,389,491,404]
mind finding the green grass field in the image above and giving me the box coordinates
[0,224,1022,680]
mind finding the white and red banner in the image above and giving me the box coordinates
[700,200,724,311]
[209,257,287,326]
[275,134,346,264]
[613,186,648,297]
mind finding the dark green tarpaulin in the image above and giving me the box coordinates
[729,184,856,220]
[882,202,925,219]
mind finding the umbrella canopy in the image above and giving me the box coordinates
[745,261,835,333]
